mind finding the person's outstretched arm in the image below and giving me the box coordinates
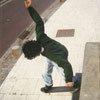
[24,0,44,38]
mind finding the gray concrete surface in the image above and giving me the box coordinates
[80,42,100,100]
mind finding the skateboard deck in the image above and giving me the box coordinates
[46,86,79,93]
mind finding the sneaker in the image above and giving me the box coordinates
[73,75,81,89]
[41,85,53,93]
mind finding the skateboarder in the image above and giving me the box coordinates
[22,0,75,93]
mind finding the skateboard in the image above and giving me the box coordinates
[41,86,80,93]
[41,73,82,93]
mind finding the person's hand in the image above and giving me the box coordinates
[65,82,74,87]
[24,0,32,8]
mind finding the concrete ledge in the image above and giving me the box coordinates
[80,42,100,100]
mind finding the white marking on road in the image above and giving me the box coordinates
[0,0,12,7]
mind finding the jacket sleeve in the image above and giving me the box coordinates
[58,59,73,83]
[27,6,44,38]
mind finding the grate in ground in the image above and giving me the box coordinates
[18,31,30,40]
[56,29,75,37]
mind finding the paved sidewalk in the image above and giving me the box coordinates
[0,0,100,100]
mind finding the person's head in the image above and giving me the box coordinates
[22,40,42,59]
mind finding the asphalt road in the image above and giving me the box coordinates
[0,0,54,57]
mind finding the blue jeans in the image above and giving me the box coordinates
[42,58,65,86]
